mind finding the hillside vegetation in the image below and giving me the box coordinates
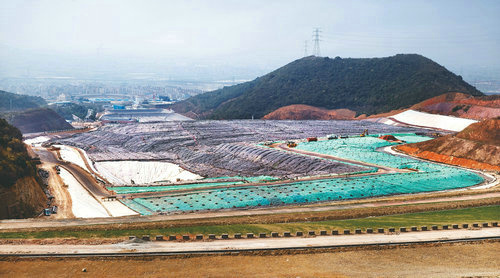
[0,118,39,188]
[172,54,482,119]
[0,90,46,111]
[0,119,47,218]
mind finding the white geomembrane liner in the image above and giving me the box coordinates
[55,144,88,170]
[59,168,109,218]
[95,160,202,185]
[24,136,50,146]
[389,110,477,132]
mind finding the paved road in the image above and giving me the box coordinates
[1,228,498,256]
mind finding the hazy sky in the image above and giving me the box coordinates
[1,0,499,80]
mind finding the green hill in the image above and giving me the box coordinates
[0,90,47,112]
[172,54,482,119]
[0,119,47,219]
[0,118,38,188]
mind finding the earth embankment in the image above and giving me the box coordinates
[396,118,500,171]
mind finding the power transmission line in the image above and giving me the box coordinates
[312,28,321,56]
[304,40,308,57]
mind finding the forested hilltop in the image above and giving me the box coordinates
[0,90,47,111]
[171,54,482,119]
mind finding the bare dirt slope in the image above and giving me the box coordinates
[411,92,500,120]
[5,108,73,134]
[263,92,500,121]
[263,104,356,120]
[397,118,500,171]
[0,177,46,219]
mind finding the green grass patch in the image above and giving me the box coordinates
[2,206,498,239]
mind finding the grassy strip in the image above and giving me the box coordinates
[1,205,498,239]
[2,197,499,235]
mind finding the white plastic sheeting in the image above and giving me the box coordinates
[24,136,50,146]
[389,110,477,132]
[59,168,109,218]
[95,160,202,185]
[56,145,88,171]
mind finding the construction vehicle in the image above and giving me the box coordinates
[340,135,348,139]
[327,134,338,140]
[360,129,369,137]
[286,141,297,148]
[307,137,318,142]
[43,208,51,216]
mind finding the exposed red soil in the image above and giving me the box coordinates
[396,118,500,172]
[263,104,356,120]
[263,92,499,121]
[396,144,500,172]
[410,92,500,120]
[363,92,500,121]
[456,118,500,145]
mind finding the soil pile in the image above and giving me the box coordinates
[263,105,356,120]
[378,135,401,142]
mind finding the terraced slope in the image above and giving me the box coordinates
[57,120,422,178]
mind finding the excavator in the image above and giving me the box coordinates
[287,141,297,148]
[360,129,369,137]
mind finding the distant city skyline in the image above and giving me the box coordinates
[1,0,499,81]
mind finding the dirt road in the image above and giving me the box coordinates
[0,228,498,255]
[34,147,110,198]
[40,163,74,219]
[2,241,498,277]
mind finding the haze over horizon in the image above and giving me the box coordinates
[1,0,499,81]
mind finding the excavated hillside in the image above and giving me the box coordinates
[397,118,500,171]
[263,105,356,120]
[0,176,47,219]
[3,108,73,134]
[411,92,500,120]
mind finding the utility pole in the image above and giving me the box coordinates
[312,28,321,56]
[304,40,308,57]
